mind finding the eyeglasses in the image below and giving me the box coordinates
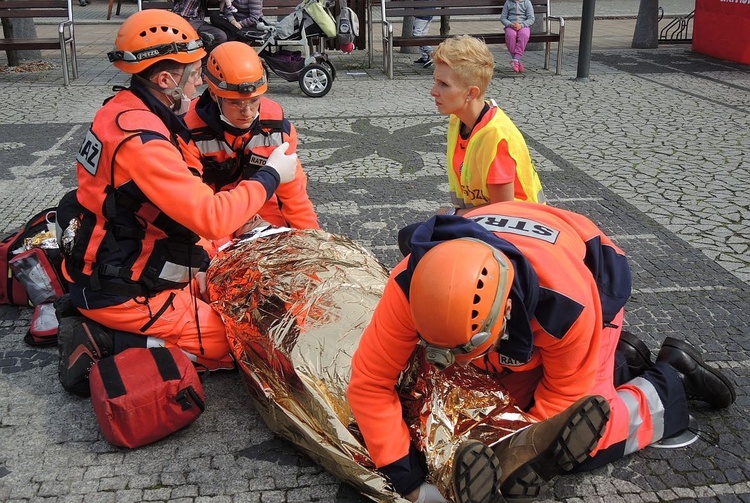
[170,66,203,84]
[222,97,261,111]
[186,67,203,82]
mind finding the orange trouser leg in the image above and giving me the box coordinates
[495,307,684,468]
[79,283,234,371]
[589,309,682,459]
[588,309,628,455]
[587,309,660,456]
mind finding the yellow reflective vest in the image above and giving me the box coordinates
[446,101,545,207]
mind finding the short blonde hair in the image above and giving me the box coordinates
[432,35,494,94]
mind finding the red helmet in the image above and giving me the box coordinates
[204,42,268,99]
[107,10,205,74]
[410,238,514,369]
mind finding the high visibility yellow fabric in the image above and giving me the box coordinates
[446,103,545,207]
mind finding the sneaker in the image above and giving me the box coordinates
[58,316,115,397]
[517,61,525,73]
[452,440,503,503]
[510,60,520,72]
[226,4,238,13]
[493,395,610,500]
[422,57,433,68]
[414,56,430,65]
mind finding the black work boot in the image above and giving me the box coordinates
[53,293,81,322]
[452,440,504,503]
[656,337,736,409]
[492,396,610,501]
[57,316,116,397]
[617,330,654,377]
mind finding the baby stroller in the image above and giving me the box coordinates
[238,0,339,97]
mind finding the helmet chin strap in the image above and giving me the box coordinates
[165,70,191,111]
[135,67,191,111]
[217,100,233,126]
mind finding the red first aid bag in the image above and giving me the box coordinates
[25,302,59,347]
[0,207,58,306]
[9,247,66,306]
[89,347,206,449]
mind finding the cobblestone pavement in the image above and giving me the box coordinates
[1,2,749,501]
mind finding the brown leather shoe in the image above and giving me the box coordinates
[492,395,610,501]
[452,440,503,503]
[656,337,736,409]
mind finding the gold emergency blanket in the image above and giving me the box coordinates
[207,227,534,501]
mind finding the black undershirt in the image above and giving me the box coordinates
[459,102,491,140]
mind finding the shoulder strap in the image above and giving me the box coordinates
[150,347,182,381]
[97,356,127,399]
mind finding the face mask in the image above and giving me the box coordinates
[167,73,195,115]
[175,95,192,116]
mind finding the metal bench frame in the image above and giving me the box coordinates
[378,0,564,79]
[0,0,78,86]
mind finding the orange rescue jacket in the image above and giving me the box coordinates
[65,83,283,308]
[347,202,631,492]
[184,93,320,230]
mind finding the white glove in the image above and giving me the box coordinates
[413,483,449,503]
[194,271,208,302]
[265,142,297,184]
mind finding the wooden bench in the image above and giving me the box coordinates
[379,0,564,79]
[0,0,78,86]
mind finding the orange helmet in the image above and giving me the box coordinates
[410,238,514,369]
[107,10,206,74]
[204,42,268,99]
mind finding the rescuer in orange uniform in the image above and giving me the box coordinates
[184,42,320,235]
[57,11,299,381]
[348,202,736,503]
